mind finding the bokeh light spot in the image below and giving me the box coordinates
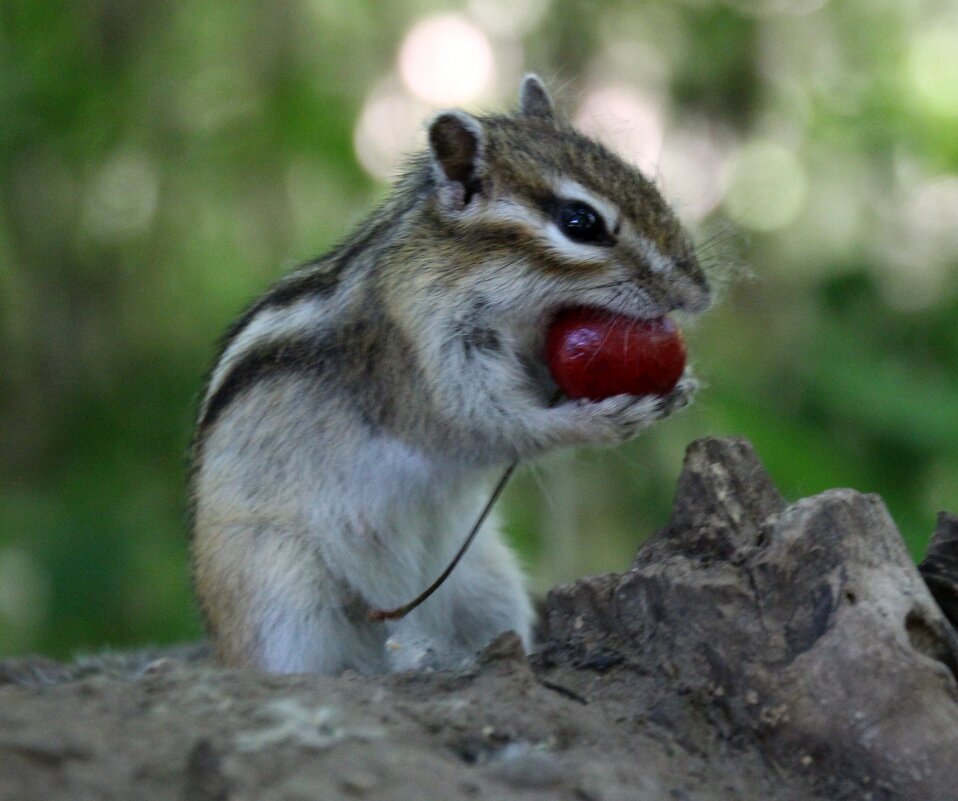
[354,82,430,180]
[178,67,261,135]
[658,124,732,222]
[82,150,160,242]
[726,0,830,15]
[876,175,958,311]
[399,14,495,106]
[908,22,958,118]
[722,141,807,231]
[467,0,551,37]
[574,85,665,175]
[0,546,49,633]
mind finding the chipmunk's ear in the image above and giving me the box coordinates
[519,74,555,120]
[428,110,485,210]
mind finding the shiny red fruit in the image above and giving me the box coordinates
[546,307,687,400]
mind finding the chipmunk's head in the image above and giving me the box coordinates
[421,74,711,320]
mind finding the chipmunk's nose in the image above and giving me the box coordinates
[676,278,711,314]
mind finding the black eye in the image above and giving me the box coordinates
[555,200,611,245]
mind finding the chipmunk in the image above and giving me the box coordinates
[189,75,711,675]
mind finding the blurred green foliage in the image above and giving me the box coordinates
[2,0,957,658]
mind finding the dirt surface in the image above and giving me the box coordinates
[3,437,957,801]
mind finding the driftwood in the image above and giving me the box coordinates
[2,437,956,800]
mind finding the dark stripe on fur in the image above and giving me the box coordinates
[210,168,433,371]
[213,266,341,370]
[198,337,331,433]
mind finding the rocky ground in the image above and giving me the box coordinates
[3,437,957,801]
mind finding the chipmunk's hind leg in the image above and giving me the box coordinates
[195,520,388,675]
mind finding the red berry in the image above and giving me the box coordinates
[546,307,687,401]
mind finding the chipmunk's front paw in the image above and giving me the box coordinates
[556,373,698,445]
[560,394,660,445]
[655,374,698,417]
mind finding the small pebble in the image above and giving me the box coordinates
[486,742,569,788]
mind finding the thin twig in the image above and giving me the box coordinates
[367,460,519,621]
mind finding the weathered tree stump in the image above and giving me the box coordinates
[2,437,956,800]
[541,437,958,799]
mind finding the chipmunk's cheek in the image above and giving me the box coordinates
[545,306,687,401]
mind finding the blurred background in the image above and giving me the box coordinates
[2,0,958,659]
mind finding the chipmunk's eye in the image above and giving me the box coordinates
[555,200,612,245]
